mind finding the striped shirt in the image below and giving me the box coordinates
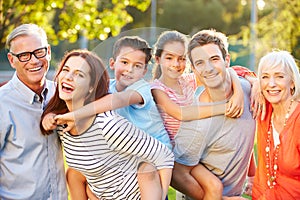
[151,73,196,143]
[57,110,174,199]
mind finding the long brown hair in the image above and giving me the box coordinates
[41,49,110,135]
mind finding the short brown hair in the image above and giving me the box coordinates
[112,36,152,66]
[188,29,228,66]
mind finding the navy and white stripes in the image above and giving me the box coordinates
[58,110,174,199]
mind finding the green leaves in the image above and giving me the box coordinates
[0,0,151,48]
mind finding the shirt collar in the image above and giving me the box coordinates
[11,72,49,104]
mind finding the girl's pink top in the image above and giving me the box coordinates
[151,73,196,144]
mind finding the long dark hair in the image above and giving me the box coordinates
[41,49,110,135]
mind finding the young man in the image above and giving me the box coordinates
[171,29,256,199]
[0,24,67,199]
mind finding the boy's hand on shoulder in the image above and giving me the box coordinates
[225,100,243,118]
[42,113,57,131]
[55,112,76,132]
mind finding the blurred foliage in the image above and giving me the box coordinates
[125,0,255,66]
[126,0,300,69]
[126,0,251,36]
[0,0,151,48]
[1,0,299,69]
[230,0,300,68]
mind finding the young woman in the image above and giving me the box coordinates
[40,49,174,200]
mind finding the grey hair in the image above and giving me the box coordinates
[6,24,48,50]
[257,50,300,100]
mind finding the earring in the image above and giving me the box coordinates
[291,87,295,95]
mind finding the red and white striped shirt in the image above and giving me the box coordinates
[151,73,197,144]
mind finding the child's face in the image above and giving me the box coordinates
[156,41,186,79]
[110,46,147,90]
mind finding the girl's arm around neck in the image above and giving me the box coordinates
[151,89,226,121]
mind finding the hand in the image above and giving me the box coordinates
[225,91,244,118]
[42,113,57,131]
[54,112,76,132]
[226,99,244,118]
[250,81,266,120]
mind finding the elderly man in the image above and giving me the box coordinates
[0,24,67,199]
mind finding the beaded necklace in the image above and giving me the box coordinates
[265,99,294,188]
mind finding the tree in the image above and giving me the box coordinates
[0,0,151,49]
[257,0,300,57]
[124,0,300,69]
[232,0,300,67]
[154,0,250,35]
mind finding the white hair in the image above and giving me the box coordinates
[257,50,300,100]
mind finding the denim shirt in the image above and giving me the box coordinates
[0,73,67,200]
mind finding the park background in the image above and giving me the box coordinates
[1,0,299,82]
[0,0,299,199]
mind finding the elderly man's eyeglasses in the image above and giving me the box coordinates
[10,47,48,62]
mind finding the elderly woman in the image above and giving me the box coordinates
[252,50,300,199]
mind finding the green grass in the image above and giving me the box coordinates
[167,187,252,200]
[168,187,176,199]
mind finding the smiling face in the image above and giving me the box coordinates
[191,43,230,89]
[260,64,294,105]
[7,34,50,93]
[110,46,147,91]
[58,56,92,110]
[156,41,186,80]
